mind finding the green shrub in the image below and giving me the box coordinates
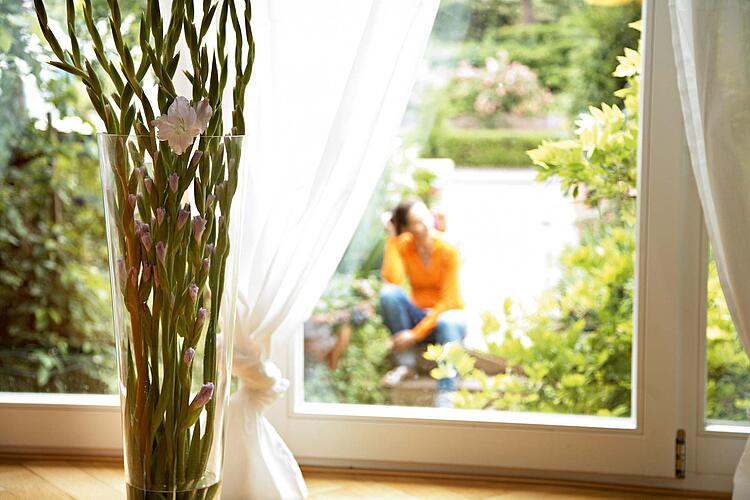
[706,259,750,421]
[457,2,641,117]
[427,20,641,415]
[304,276,393,405]
[425,127,560,167]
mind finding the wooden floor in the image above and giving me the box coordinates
[0,460,729,499]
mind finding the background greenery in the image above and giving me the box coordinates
[0,0,142,393]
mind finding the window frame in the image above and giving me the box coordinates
[0,0,745,493]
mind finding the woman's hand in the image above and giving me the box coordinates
[392,329,417,351]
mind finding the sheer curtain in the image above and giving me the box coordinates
[668,1,750,496]
[221,1,439,498]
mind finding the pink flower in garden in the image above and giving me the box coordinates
[456,60,478,79]
[474,93,498,115]
[152,97,213,156]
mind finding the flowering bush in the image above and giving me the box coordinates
[446,50,553,127]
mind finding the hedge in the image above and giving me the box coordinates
[425,127,561,167]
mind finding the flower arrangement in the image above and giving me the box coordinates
[449,50,552,127]
[33,0,255,497]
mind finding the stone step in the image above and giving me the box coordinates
[388,375,482,407]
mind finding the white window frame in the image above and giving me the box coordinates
[0,0,745,493]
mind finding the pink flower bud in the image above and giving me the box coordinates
[142,263,151,282]
[192,216,206,243]
[156,241,166,264]
[127,267,138,288]
[184,347,195,367]
[205,244,215,255]
[196,307,207,329]
[169,173,179,193]
[189,382,214,410]
[206,194,216,208]
[140,232,152,251]
[177,209,190,230]
[156,207,166,226]
[188,283,198,303]
[117,258,127,285]
[144,178,153,194]
[128,194,137,209]
[202,258,210,273]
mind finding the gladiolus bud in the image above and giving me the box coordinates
[184,347,195,367]
[177,209,190,230]
[189,382,214,410]
[169,173,179,193]
[144,178,153,194]
[140,232,152,251]
[156,208,166,226]
[205,244,215,255]
[196,307,207,329]
[128,194,137,209]
[202,258,210,273]
[127,267,138,288]
[192,216,206,243]
[206,194,216,208]
[188,283,198,303]
[117,258,127,285]
[142,263,151,282]
[156,241,166,264]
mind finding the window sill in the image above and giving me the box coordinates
[294,401,637,432]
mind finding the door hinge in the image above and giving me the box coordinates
[675,429,686,479]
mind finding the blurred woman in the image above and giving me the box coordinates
[380,199,465,404]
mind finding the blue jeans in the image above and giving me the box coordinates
[379,284,466,392]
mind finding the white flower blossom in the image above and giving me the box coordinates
[152,96,213,155]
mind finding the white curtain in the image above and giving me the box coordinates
[221,1,439,498]
[668,1,750,497]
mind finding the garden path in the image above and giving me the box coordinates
[437,167,579,348]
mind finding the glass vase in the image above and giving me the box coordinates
[97,134,245,499]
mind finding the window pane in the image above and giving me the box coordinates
[304,0,642,415]
[0,4,123,394]
[706,257,750,424]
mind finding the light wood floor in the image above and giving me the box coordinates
[0,460,729,499]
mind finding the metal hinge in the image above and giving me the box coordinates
[675,429,686,479]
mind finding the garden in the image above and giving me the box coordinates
[0,0,747,422]
[303,0,750,422]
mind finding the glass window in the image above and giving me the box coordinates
[0,2,136,394]
[705,256,750,425]
[303,0,643,416]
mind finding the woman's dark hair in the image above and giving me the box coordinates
[391,199,417,236]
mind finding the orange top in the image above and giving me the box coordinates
[381,233,464,341]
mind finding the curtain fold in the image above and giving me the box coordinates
[221,1,439,498]
[668,1,750,497]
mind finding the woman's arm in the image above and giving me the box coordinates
[381,236,406,285]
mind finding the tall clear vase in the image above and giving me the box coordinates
[97,134,245,499]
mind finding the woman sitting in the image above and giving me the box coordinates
[380,199,466,405]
